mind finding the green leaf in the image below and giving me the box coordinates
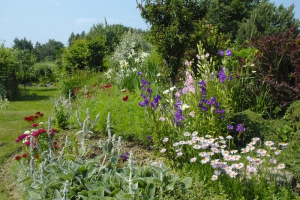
[146,183,156,199]
[27,189,42,199]
[180,177,193,189]
[109,188,121,197]
[18,177,31,183]
[53,189,62,199]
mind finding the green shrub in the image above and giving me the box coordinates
[69,84,152,143]
[33,63,55,85]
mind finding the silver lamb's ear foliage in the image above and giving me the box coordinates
[76,110,83,127]
[106,112,112,140]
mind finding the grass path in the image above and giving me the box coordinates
[0,87,59,200]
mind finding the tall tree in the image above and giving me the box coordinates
[203,0,261,41]
[136,0,211,86]
[13,37,34,52]
[236,0,300,44]
[87,22,131,54]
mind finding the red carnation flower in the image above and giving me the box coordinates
[15,155,21,161]
[122,96,129,101]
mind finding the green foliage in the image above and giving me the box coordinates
[230,110,267,145]
[236,0,300,44]
[137,0,210,85]
[0,95,9,109]
[18,113,192,200]
[34,39,64,62]
[71,84,152,142]
[13,37,34,52]
[0,43,19,99]
[15,49,36,85]
[225,46,275,116]
[52,97,71,130]
[87,21,132,55]
[62,36,106,71]
[203,0,260,41]
[32,63,56,85]
[57,70,101,98]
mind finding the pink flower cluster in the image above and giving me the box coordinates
[182,71,195,94]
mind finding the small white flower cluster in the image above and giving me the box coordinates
[161,132,288,181]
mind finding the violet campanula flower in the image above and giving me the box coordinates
[236,124,246,133]
[218,50,224,56]
[225,49,233,56]
[227,125,234,130]
[217,67,227,83]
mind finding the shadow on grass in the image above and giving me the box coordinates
[17,87,59,101]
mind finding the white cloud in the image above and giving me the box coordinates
[75,18,96,24]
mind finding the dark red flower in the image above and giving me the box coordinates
[22,153,27,158]
[15,155,21,161]
[32,123,38,127]
[25,141,30,146]
[122,96,129,101]
[49,129,57,134]
[93,83,97,87]
[74,86,79,94]
[37,129,46,134]
[53,145,58,149]
[100,84,112,89]
[34,155,39,159]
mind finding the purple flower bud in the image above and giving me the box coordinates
[138,71,143,76]
[218,50,224,56]
[225,49,233,56]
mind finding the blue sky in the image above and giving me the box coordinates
[0,0,299,47]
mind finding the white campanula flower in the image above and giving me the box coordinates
[179,140,186,145]
[163,90,170,94]
[160,148,166,153]
[264,141,274,146]
[230,149,238,154]
[190,157,197,162]
[277,163,286,170]
[181,104,190,110]
[175,148,182,152]
[162,137,169,143]
[257,149,267,155]
[173,142,179,147]
[211,175,218,181]
[274,149,282,155]
[192,131,198,137]
[247,165,257,173]
[226,135,233,140]
[241,148,249,154]
[228,171,238,178]
[199,152,207,157]
[278,142,288,147]
[201,157,210,164]
[177,152,183,157]
[193,144,201,150]
[232,155,241,161]
[170,86,176,91]
[246,145,255,151]
[183,132,191,137]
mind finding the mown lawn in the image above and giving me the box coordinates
[0,87,59,199]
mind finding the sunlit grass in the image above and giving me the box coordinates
[0,87,59,199]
